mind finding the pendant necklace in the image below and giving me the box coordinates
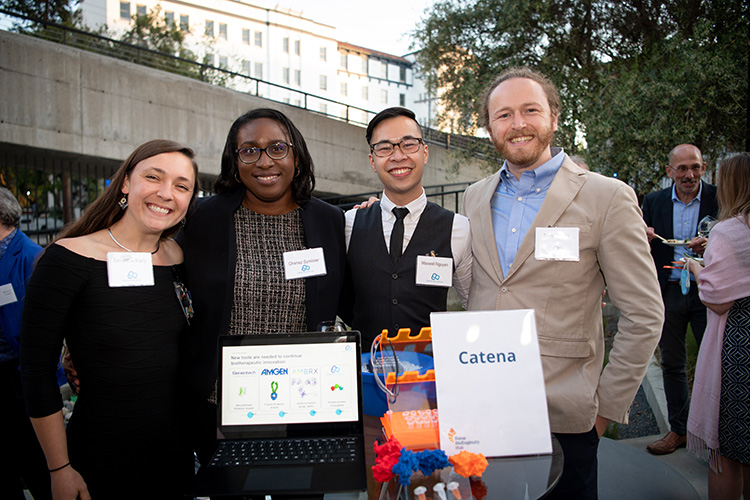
[108,228,160,254]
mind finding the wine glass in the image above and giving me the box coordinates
[697,216,717,239]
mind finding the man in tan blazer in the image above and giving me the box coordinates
[463,67,663,499]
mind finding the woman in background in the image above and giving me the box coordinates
[687,152,750,499]
[179,108,346,465]
[21,140,199,499]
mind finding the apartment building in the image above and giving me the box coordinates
[80,0,435,126]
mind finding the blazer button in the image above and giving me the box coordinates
[392,273,398,280]
[392,298,399,305]
[501,286,508,293]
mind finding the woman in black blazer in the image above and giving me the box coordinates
[179,108,346,465]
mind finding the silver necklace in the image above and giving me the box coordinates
[107,228,160,254]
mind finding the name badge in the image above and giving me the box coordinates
[106,252,155,287]
[535,227,580,261]
[0,283,18,306]
[284,247,327,280]
[416,256,453,287]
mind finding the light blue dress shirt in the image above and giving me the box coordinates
[490,149,566,277]
[669,183,702,281]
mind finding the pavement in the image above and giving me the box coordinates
[616,355,709,500]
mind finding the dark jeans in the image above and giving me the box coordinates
[548,427,600,500]
[659,283,707,435]
[0,359,52,500]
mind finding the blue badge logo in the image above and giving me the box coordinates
[431,273,440,281]
[127,271,138,279]
[301,264,310,271]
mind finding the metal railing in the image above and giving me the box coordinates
[322,182,471,213]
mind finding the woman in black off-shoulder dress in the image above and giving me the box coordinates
[21,140,200,500]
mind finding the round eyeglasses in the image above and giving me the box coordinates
[370,138,424,158]
[235,141,294,164]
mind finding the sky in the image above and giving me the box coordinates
[258,0,438,56]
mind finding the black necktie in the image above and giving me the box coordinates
[390,207,409,264]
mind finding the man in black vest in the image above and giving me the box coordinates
[642,143,718,455]
[340,107,472,347]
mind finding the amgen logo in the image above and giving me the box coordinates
[261,368,288,376]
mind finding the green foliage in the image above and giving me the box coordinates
[413,0,748,195]
[1,0,81,27]
[120,4,193,59]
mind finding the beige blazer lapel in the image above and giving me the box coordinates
[473,171,506,286]
[504,159,586,281]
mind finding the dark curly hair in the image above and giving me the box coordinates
[214,108,315,203]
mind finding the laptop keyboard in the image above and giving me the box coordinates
[211,437,360,467]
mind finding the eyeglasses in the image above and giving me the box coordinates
[236,141,294,164]
[668,164,703,174]
[370,138,424,158]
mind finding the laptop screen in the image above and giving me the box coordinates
[217,332,363,439]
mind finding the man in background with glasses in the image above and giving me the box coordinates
[642,144,718,455]
[340,107,472,348]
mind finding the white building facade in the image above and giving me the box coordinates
[81,0,437,127]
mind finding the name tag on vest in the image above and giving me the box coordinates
[284,247,327,280]
[415,255,453,287]
[106,252,155,287]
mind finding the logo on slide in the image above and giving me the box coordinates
[270,380,279,400]
[330,384,344,391]
[448,428,457,443]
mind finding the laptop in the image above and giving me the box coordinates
[193,331,367,498]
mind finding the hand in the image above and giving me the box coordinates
[645,227,657,243]
[62,354,80,394]
[686,237,708,256]
[51,465,90,500]
[353,196,379,209]
[595,415,610,438]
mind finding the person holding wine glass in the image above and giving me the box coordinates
[642,144,719,455]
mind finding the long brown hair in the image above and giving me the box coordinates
[717,152,750,226]
[56,140,200,241]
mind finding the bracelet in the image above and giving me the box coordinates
[49,462,70,473]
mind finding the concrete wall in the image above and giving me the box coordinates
[0,30,493,195]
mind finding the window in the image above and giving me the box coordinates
[219,56,228,68]
[399,67,406,83]
[136,4,146,16]
[399,93,406,106]
[320,103,328,114]
[340,53,348,69]
[319,47,327,61]
[282,67,290,84]
[381,61,388,79]
[362,86,369,101]
[254,63,263,79]
[204,54,214,66]
[340,82,348,97]
[283,37,289,53]
[165,11,174,26]
[381,89,388,104]
[294,69,301,86]
[294,40,300,55]
[361,57,368,74]
[319,75,327,91]
[242,61,251,75]
[179,15,189,32]
[205,20,214,37]
[254,32,262,47]
[219,23,227,40]
[119,2,130,20]
[242,29,250,45]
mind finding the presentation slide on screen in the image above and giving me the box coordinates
[221,342,358,426]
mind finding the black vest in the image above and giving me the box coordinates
[347,201,454,346]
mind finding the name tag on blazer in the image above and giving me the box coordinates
[535,227,580,261]
[0,283,18,306]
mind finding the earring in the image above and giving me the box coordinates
[118,194,128,210]
[294,166,301,178]
[234,171,241,183]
